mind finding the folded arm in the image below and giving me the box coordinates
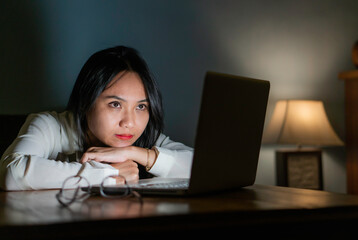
[0,112,118,191]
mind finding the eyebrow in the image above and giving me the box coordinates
[104,95,149,103]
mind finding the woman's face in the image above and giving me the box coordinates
[86,71,150,148]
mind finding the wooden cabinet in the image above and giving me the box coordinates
[339,70,358,194]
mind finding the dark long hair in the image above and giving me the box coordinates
[67,46,164,151]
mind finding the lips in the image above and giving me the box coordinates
[115,134,134,140]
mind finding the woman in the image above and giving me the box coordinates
[0,46,193,190]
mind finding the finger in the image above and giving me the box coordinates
[81,151,110,163]
[121,160,138,168]
[112,161,139,182]
[123,171,139,183]
[83,147,128,164]
[80,151,106,163]
[127,176,139,184]
[80,152,94,163]
[116,165,139,175]
[87,147,103,153]
[111,160,138,169]
[112,176,126,185]
[86,147,95,152]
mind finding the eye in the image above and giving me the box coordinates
[136,104,148,111]
[109,101,121,108]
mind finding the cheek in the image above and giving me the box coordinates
[132,113,150,140]
[87,109,111,137]
[87,112,99,136]
[139,113,150,132]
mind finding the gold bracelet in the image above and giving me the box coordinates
[146,146,159,172]
[145,148,150,171]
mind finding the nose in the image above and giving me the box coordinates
[119,109,135,129]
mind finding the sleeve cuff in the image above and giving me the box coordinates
[147,146,175,177]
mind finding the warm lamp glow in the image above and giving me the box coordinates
[262,100,344,146]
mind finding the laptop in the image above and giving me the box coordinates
[92,71,270,196]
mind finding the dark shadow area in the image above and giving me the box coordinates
[0,114,27,156]
[0,1,47,114]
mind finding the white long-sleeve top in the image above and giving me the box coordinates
[0,111,193,191]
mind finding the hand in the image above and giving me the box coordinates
[81,146,154,168]
[80,146,130,164]
[110,160,139,184]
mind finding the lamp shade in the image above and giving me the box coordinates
[262,100,344,146]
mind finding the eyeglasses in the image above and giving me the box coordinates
[56,174,142,207]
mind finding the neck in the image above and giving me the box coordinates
[85,130,106,148]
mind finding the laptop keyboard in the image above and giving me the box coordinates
[133,180,189,189]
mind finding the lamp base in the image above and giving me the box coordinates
[276,148,323,190]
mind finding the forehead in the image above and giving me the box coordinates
[102,71,147,98]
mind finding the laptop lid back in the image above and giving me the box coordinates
[188,72,270,194]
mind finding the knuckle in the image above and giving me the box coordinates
[117,178,125,185]
[131,164,139,172]
[86,153,95,160]
[131,173,139,180]
[87,147,95,152]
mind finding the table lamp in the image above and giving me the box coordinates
[262,100,344,190]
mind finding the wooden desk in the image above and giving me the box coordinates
[1,184,358,239]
